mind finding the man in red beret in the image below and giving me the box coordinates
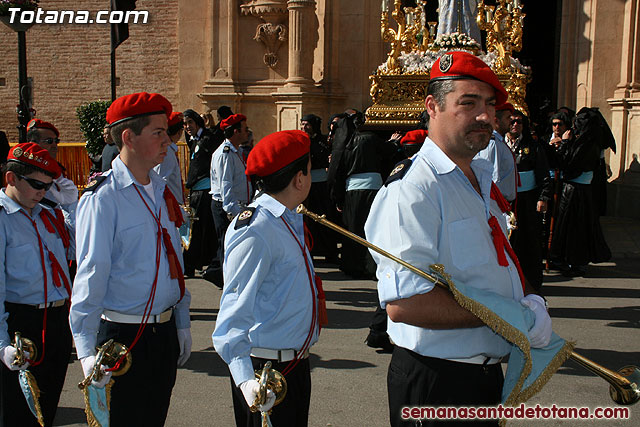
[365,52,552,426]
[69,92,192,425]
[203,113,253,287]
[26,118,79,219]
[213,130,321,427]
[0,143,73,426]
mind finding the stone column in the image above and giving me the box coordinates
[285,0,316,87]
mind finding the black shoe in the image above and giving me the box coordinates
[562,265,586,277]
[365,331,394,353]
[202,269,224,289]
[184,268,195,278]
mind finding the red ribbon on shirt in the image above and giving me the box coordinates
[489,183,525,292]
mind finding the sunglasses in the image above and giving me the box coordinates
[551,122,564,127]
[511,119,523,125]
[41,138,60,145]
[17,174,53,191]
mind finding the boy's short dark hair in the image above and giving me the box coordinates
[252,154,309,194]
[3,160,56,179]
[109,115,151,150]
[223,121,243,139]
[167,121,183,137]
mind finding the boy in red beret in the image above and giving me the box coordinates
[69,92,192,426]
[213,130,321,427]
[0,143,73,426]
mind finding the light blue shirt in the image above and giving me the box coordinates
[212,193,319,386]
[153,143,184,204]
[364,138,523,361]
[0,190,72,349]
[210,139,252,216]
[475,131,517,202]
[70,157,191,359]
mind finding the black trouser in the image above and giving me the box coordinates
[230,357,311,427]
[206,199,231,281]
[183,189,217,273]
[305,181,339,261]
[341,189,377,277]
[97,316,179,427]
[510,189,544,290]
[0,302,71,427]
[369,305,388,334]
[388,347,503,427]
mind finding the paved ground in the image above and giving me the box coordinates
[53,216,639,426]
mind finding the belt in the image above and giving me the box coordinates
[101,308,174,324]
[34,299,67,309]
[447,355,501,365]
[250,348,310,363]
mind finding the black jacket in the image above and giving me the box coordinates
[186,128,219,189]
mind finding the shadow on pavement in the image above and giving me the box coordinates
[190,307,219,322]
[549,306,640,327]
[180,349,229,377]
[557,347,640,378]
[53,406,87,426]
[543,285,640,299]
[309,353,377,371]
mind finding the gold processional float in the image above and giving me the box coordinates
[249,1,640,419]
[366,0,530,128]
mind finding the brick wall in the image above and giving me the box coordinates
[0,0,179,143]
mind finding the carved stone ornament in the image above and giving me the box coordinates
[241,0,289,68]
[254,23,288,67]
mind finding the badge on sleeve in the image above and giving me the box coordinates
[83,175,108,194]
[234,207,256,229]
[385,159,413,186]
[223,146,230,153]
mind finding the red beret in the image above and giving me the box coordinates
[220,114,247,131]
[246,130,310,177]
[168,111,184,127]
[430,52,508,105]
[400,129,428,146]
[106,92,172,126]
[27,119,59,138]
[496,102,515,113]
[7,143,61,178]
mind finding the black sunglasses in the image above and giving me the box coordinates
[511,119,523,125]
[41,138,60,145]
[17,174,53,191]
[551,122,564,127]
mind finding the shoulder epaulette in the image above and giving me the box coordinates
[234,207,256,229]
[83,175,108,194]
[223,146,230,153]
[385,159,413,186]
[39,197,57,209]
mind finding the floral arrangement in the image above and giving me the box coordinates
[430,32,482,51]
[0,0,39,16]
[377,43,531,76]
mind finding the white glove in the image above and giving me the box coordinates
[177,328,192,367]
[80,355,112,388]
[238,379,276,412]
[520,294,552,348]
[0,346,30,371]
